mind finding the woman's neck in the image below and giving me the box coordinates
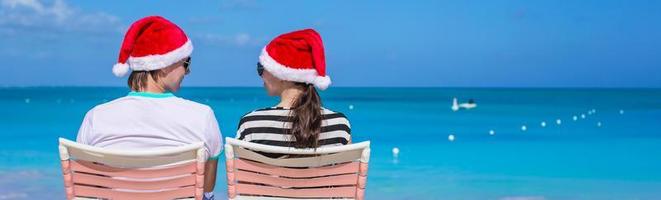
[276,87,303,108]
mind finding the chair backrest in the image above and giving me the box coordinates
[58,138,207,200]
[224,138,371,200]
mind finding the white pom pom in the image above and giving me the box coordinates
[314,75,332,90]
[112,63,130,77]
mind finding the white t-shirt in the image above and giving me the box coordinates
[76,92,222,159]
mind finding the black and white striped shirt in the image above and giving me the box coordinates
[236,107,351,150]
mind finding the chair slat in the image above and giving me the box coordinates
[234,147,362,168]
[236,170,358,188]
[232,196,354,200]
[67,147,197,168]
[71,160,197,179]
[226,138,369,155]
[235,183,357,198]
[72,171,196,190]
[73,185,195,200]
[235,159,359,178]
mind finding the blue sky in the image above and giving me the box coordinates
[0,0,659,87]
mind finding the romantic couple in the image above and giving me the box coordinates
[75,16,351,200]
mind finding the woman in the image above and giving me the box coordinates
[236,29,351,157]
[76,16,221,200]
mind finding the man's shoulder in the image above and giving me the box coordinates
[172,97,213,112]
[92,96,213,115]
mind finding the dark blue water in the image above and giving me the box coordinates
[1,87,660,199]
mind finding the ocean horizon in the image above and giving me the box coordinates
[1,87,660,199]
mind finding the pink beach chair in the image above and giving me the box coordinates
[58,138,207,200]
[224,138,371,200]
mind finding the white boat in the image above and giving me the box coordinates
[452,97,477,111]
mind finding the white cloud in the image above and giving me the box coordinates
[0,0,124,60]
[195,32,266,47]
[234,33,251,46]
[0,0,123,35]
[1,0,46,13]
[0,192,28,199]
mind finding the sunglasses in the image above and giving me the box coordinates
[257,62,264,76]
[183,57,191,75]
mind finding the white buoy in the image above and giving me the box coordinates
[489,130,495,135]
[619,109,624,115]
[448,134,455,142]
[24,98,30,104]
[541,121,547,127]
[521,125,527,131]
[573,116,578,121]
[597,122,602,127]
[580,114,586,119]
[349,104,354,110]
[556,119,562,125]
[392,147,400,157]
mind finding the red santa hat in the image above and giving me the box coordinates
[259,29,331,90]
[112,16,193,77]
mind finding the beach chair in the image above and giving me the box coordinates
[57,138,207,200]
[224,138,371,200]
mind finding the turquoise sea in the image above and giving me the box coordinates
[1,87,660,200]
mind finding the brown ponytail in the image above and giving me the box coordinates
[289,83,323,148]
